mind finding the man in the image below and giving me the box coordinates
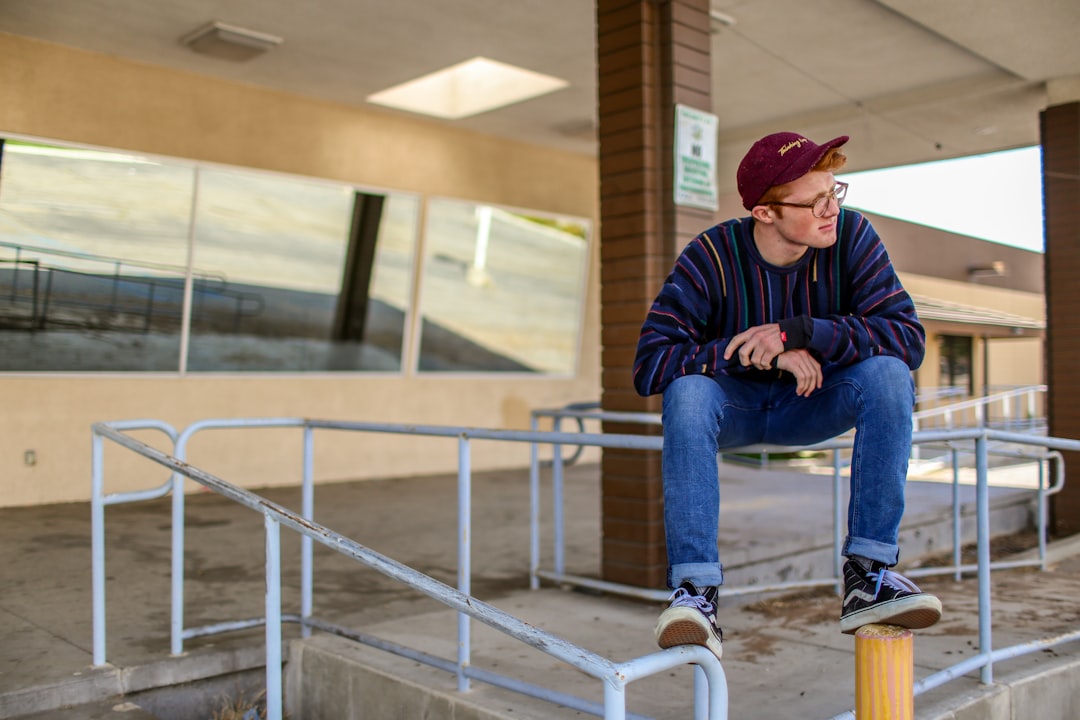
[632,131,942,660]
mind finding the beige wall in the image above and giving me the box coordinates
[0,34,602,507]
[899,273,1045,392]
[0,34,1048,507]
[987,338,1044,387]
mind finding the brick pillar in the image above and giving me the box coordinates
[596,0,712,587]
[1043,100,1080,535]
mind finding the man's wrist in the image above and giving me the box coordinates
[778,316,813,349]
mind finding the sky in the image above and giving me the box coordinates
[836,146,1044,253]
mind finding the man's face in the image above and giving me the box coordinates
[769,170,841,250]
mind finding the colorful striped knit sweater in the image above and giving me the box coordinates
[633,209,925,397]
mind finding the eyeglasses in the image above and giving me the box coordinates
[765,181,848,218]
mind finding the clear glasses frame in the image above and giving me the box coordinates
[765,181,848,218]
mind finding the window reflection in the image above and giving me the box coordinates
[0,141,193,371]
[418,198,589,374]
[0,138,587,376]
[0,140,419,373]
[185,168,418,372]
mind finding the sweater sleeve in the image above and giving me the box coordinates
[632,233,744,397]
[805,213,925,371]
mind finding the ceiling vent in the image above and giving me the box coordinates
[181,21,282,62]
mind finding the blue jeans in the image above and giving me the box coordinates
[661,356,915,589]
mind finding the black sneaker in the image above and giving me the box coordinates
[655,581,723,660]
[840,559,942,634]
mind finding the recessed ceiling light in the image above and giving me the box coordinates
[181,21,283,62]
[709,10,737,26]
[366,57,569,120]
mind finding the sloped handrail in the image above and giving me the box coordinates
[91,419,728,720]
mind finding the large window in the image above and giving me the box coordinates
[0,137,591,375]
[0,142,194,371]
[418,199,589,374]
[0,139,421,372]
[938,334,973,396]
[183,168,417,372]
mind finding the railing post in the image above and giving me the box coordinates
[552,415,565,576]
[951,446,962,581]
[910,418,919,463]
[170,467,185,656]
[1038,458,1048,570]
[833,448,844,593]
[693,665,708,720]
[603,680,626,720]
[975,433,993,684]
[301,424,314,637]
[855,624,913,719]
[91,431,107,666]
[529,413,541,590]
[457,435,472,692]
[264,514,283,720]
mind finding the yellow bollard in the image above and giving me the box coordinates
[855,624,914,719]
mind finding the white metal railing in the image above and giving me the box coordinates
[529,405,1059,600]
[910,385,1046,466]
[913,384,1046,431]
[91,410,1080,719]
[914,385,967,406]
[91,418,728,720]
[529,402,1080,717]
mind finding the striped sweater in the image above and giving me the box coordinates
[633,209,925,397]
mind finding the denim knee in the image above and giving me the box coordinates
[662,375,724,437]
[854,356,915,410]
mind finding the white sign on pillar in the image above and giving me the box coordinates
[673,104,719,212]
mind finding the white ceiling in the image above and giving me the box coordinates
[2,0,1078,180]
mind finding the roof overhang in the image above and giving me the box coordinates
[912,294,1045,336]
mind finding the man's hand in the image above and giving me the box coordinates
[725,323,822,395]
[724,323,785,370]
[775,349,822,397]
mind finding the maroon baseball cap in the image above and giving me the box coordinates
[736,132,849,210]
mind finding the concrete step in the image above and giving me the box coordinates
[0,646,265,720]
[0,464,1046,720]
[8,698,159,720]
[719,481,1036,597]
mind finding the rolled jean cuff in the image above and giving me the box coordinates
[668,562,724,590]
[843,536,900,567]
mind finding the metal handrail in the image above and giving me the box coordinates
[912,384,1046,429]
[528,407,1066,600]
[529,402,1080,715]
[90,414,1080,718]
[528,402,1056,599]
[90,418,728,720]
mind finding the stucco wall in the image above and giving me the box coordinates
[0,33,1047,508]
[0,33,602,507]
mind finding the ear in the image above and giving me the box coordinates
[751,205,774,224]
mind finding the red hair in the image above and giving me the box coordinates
[757,148,848,216]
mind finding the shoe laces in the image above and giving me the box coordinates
[668,586,715,614]
[866,567,922,598]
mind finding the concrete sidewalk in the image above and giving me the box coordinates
[2,460,1080,719]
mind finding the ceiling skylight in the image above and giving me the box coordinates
[366,57,569,120]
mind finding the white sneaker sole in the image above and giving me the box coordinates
[840,594,942,634]
[655,607,723,660]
